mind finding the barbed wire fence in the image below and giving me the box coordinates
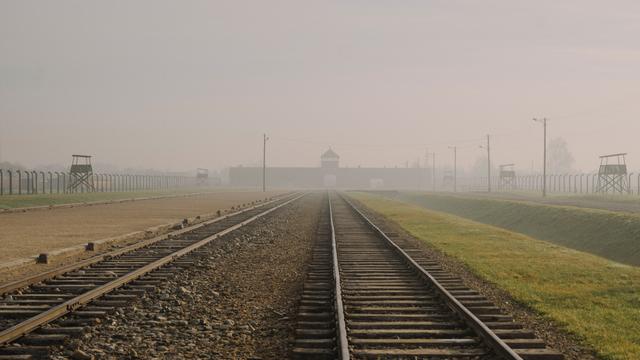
[0,168,199,196]
[450,173,640,196]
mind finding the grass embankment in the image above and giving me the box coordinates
[351,193,640,360]
[389,192,640,267]
[0,188,217,210]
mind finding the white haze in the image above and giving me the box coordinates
[1,1,640,174]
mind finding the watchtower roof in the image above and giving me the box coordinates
[600,153,627,159]
[321,148,339,159]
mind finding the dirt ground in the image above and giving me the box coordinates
[0,190,284,265]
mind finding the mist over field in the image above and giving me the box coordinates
[1,1,640,175]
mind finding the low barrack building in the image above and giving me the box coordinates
[229,149,430,189]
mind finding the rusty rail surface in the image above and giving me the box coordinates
[322,192,564,359]
[0,192,294,296]
[328,193,350,360]
[0,192,304,347]
[339,193,524,360]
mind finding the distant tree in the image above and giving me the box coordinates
[34,163,66,172]
[547,137,575,173]
[469,156,498,178]
[0,161,26,170]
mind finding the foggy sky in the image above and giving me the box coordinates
[1,1,640,173]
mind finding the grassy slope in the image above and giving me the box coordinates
[474,191,640,203]
[391,192,640,267]
[0,188,216,209]
[352,193,640,360]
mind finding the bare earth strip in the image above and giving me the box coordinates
[0,190,284,266]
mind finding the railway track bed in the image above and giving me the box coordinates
[0,193,303,359]
[294,193,563,360]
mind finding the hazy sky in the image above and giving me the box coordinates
[1,1,640,173]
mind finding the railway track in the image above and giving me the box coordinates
[0,192,303,360]
[294,192,563,359]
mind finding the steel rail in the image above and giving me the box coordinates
[340,193,524,360]
[0,192,305,346]
[328,193,350,360]
[0,192,296,296]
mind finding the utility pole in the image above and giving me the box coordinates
[479,135,491,192]
[533,118,548,197]
[487,134,491,193]
[424,148,429,190]
[432,152,436,192]
[449,146,457,192]
[262,133,268,192]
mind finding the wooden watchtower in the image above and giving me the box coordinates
[196,168,209,186]
[596,153,628,194]
[499,164,516,190]
[68,155,95,192]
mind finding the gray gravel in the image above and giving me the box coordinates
[52,194,321,359]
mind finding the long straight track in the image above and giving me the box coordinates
[0,193,302,359]
[292,196,339,358]
[294,192,563,360]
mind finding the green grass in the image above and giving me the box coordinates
[552,194,640,203]
[384,192,640,267]
[352,192,640,360]
[477,190,640,204]
[0,188,216,210]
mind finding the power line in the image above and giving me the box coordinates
[272,135,492,150]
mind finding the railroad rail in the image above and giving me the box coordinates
[294,192,562,359]
[0,192,304,359]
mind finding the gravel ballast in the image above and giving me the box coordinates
[53,193,321,359]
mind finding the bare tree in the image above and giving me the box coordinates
[547,137,575,173]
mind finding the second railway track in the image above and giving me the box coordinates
[294,192,563,360]
[0,192,303,360]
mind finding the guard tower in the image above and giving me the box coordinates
[596,153,629,194]
[321,148,340,169]
[442,170,454,189]
[196,168,209,186]
[68,155,95,192]
[499,164,516,190]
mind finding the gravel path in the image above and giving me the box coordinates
[53,193,321,360]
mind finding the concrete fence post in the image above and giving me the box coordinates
[25,171,30,194]
[8,170,13,195]
[40,171,45,194]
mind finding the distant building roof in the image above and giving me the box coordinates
[321,148,339,159]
